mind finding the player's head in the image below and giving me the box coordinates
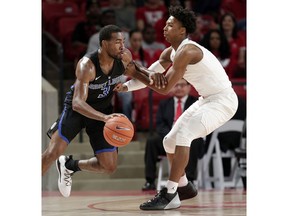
[164,6,196,42]
[99,24,125,59]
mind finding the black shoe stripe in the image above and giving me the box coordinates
[57,160,61,183]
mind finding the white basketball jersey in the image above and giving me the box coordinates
[170,38,232,97]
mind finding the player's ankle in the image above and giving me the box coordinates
[65,156,81,172]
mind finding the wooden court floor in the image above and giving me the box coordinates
[42,189,246,216]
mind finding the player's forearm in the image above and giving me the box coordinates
[135,60,166,76]
[72,98,106,121]
[124,79,146,92]
[129,71,170,95]
[134,61,154,77]
[125,60,168,92]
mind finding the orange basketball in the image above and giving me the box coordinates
[103,116,134,147]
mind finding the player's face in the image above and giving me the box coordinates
[106,32,125,60]
[163,16,184,43]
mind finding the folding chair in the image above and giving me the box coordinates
[198,119,245,189]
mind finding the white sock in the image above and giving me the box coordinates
[178,174,188,187]
[166,180,178,194]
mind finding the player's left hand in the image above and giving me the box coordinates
[113,83,128,92]
[149,72,167,89]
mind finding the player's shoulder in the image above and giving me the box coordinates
[76,56,96,80]
[182,43,201,53]
[178,42,203,62]
[160,46,173,59]
[78,56,95,69]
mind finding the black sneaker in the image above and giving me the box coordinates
[140,188,181,210]
[142,182,156,191]
[177,181,198,201]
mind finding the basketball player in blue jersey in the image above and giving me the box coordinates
[41,25,166,198]
[115,6,239,210]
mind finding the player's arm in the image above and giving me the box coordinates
[115,48,172,92]
[135,44,202,95]
[126,48,172,86]
[72,57,120,122]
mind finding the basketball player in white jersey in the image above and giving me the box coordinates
[114,6,238,210]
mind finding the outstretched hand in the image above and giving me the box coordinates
[113,83,128,92]
[149,72,168,89]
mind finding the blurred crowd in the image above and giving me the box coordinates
[42,0,246,126]
[43,0,246,80]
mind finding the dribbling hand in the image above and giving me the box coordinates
[103,113,127,123]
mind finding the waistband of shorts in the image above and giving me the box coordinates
[201,87,235,99]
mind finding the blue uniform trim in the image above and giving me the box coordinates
[95,147,117,154]
[58,107,70,144]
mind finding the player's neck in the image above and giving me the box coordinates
[171,37,188,51]
[98,49,115,74]
[98,48,115,65]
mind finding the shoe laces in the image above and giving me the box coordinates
[63,169,74,186]
[147,188,167,203]
[63,155,74,186]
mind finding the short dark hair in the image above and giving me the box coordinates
[99,25,122,47]
[169,6,197,34]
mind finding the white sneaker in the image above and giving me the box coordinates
[56,155,74,197]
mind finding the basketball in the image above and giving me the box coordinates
[103,116,134,147]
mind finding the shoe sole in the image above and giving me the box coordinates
[164,194,181,210]
[179,190,198,201]
[140,194,181,210]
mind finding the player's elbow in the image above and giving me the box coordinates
[72,98,82,112]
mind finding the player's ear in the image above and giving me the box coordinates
[180,26,186,36]
[101,40,107,49]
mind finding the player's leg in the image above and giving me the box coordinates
[44,107,84,197]
[64,109,119,174]
[140,101,205,210]
[77,150,118,173]
[42,130,68,175]
[164,93,238,201]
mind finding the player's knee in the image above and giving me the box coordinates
[99,160,117,174]
[163,136,175,154]
[104,163,117,174]
[43,148,60,163]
